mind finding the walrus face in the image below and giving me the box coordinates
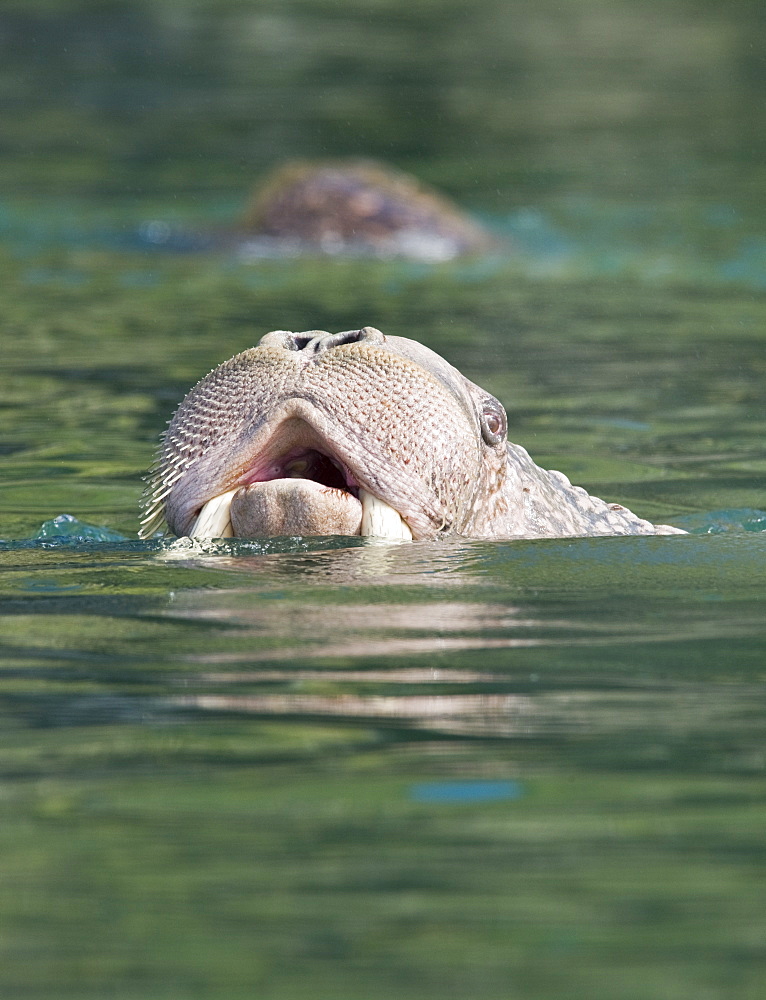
[140,327,509,541]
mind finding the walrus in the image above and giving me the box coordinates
[140,327,684,541]
[139,160,492,261]
[239,160,492,260]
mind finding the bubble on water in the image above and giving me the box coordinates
[409,780,525,804]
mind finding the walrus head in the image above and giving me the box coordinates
[140,326,510,541]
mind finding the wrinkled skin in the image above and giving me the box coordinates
[140,327,685,541]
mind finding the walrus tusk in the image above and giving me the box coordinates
[359,488,412,540]
[188,488,237,538]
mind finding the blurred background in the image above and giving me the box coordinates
[2,0,764,209]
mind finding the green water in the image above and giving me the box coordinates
[2,2,766,998]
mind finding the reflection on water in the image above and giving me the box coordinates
[2,530,766,998]
[3,524,766,999]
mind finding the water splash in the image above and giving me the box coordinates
[674,509,766,535]
[0,514,130,550]
[31,513,128,544]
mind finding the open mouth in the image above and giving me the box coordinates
[188,443,413,541]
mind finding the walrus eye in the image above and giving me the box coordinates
[480,398,507,446]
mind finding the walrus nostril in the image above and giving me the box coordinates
[291,331,325,351]
[259,327,386,354]
[303,327,386,354]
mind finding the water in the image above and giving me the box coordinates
[2,2,766,998]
